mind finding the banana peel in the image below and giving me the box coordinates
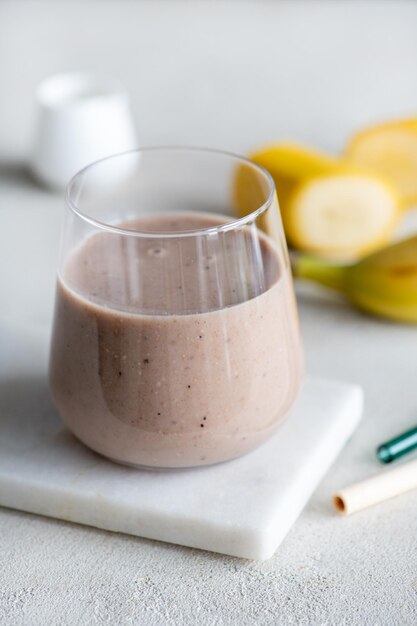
[248,144,341,209]
[293,235,417,323]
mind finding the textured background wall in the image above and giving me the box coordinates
[1,1,417,159]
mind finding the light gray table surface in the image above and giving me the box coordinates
[1,2,417,625]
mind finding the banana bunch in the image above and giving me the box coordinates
[292,236,417,324]
[236,118,417,323]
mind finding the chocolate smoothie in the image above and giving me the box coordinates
[49,214,302,468]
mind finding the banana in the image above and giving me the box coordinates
[293,235,417,323]
[285,173,400,258]
[346,120,417,208]
[240,143,401,259]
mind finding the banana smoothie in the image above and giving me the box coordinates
[50,214,302,468]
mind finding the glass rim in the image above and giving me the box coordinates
[65,146,276,239]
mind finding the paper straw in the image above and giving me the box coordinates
[333,458,417,515]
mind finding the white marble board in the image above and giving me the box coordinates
[0,321,363,560]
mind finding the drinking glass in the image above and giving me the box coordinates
[49,147,303,469]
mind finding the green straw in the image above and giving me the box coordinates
[377,426,417,464]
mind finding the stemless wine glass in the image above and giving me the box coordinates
[49,147,303,469]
